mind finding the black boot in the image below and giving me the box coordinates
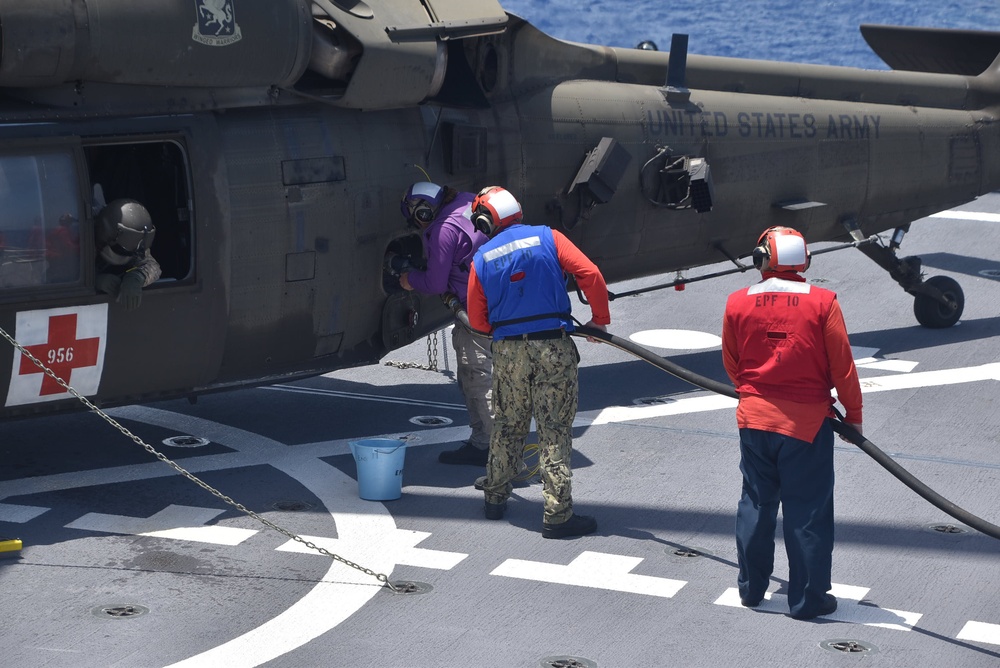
[542,514,597,539]
[790,594,838,620]
[484,500,507,520]
[438,442,488,466]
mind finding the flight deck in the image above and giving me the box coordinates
[1,198,998,668]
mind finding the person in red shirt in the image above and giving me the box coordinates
[722,226,863,620]
[467,186,610,539]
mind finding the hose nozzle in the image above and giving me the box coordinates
[441,292,463,314]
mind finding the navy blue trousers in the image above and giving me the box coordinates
[735,421,834,618]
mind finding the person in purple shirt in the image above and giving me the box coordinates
[398,182,494,466]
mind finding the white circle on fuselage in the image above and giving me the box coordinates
[629,329,721,350]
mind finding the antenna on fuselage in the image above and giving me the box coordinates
[665,33,691,103]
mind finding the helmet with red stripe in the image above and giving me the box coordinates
[471,186,522,236]
[752,226,811,273]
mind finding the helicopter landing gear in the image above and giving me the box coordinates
[912,275,964,328]
[855,227,964,328]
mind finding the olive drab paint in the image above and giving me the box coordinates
[0,0,990,419]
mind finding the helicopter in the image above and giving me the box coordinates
[0,0,995,420]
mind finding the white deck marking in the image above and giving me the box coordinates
[263,384,468,410]
[629,329,722,350]
[715,582,921,630]
[855,358,919,373]
[930,211,1000,223]
[957,621,1000,646]
[65,504,257,546]
[0,501,49,523]
[276,529,467,571]
[141,525,257,545]
[492,550,686,597]
[583,362,999,427]
[585,394,738,426]
[857,363,1000,393]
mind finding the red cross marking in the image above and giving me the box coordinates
[19,313,101,396]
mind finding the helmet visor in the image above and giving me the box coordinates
[111,223,155,257]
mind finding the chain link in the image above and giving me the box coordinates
[0,326,399,591]
[383,333,439,372]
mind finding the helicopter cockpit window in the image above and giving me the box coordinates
[0,151,82,288]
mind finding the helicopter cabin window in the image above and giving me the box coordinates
[0,151,82,288]
[0,140,192,292]
[84,141,193,284]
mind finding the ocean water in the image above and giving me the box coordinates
[500,0,1000,70]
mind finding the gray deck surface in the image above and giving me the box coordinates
[2,195,999,667]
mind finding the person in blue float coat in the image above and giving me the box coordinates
[466,186,610,539]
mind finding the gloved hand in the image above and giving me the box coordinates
[838,422,863,443]
[383,252,399,274]
[119,270,145,311]
[95,273,122,296]
[386,253,412,275]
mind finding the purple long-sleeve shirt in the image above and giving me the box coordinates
[406,192,487,306]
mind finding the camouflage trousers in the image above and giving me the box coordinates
[483,335,579,524]
[452,324,493,448]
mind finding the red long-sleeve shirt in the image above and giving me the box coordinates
[722,272,862,442]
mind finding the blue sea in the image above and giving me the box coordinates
[500,0,1000,70]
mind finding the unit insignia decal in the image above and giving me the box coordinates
[193,0,242,46]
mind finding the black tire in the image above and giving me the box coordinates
[913,275,964,328]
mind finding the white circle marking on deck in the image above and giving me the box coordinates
[629,329,721,350]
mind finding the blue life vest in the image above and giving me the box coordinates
[473,224,573,338]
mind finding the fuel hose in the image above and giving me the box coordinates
[571,324,1000,541]
[444,295,1000,539]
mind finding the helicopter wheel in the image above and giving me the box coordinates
[913,275,964,328]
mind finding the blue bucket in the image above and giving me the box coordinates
[349,438,406,501]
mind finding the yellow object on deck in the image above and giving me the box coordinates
[0,537,23,556]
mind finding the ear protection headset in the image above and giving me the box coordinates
[410,201,436,225]
[471,186,522,236]
[752,226,811,272]
[471,190,497,235]
[400,182,444,229]
[471,206,493,236]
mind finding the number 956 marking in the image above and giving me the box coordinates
[47,347,74,364]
